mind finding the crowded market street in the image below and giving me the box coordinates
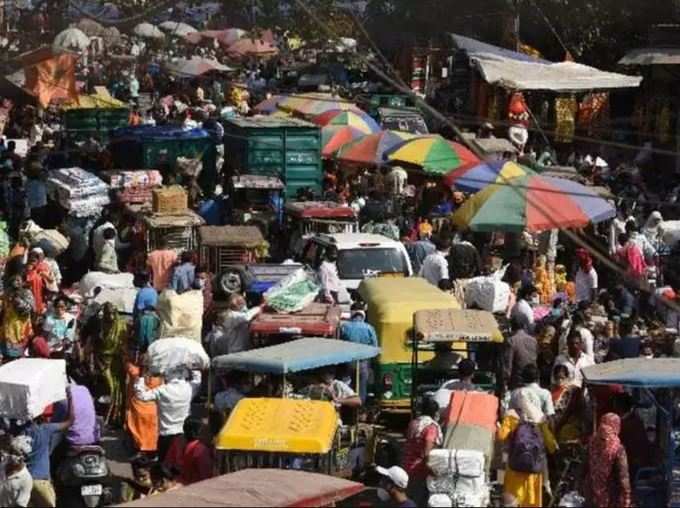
[0,0,679,507]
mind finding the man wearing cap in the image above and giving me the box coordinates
[375,465,416,507]
[340,305,378,403]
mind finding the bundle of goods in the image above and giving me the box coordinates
[147,337,209,375]
[428,390,499,507]
[176,156,202,177]
[158,289,204,341]
[78,271,137,314]
[0,358,67,419]
[263,268,319,314]
[47,167,110,217]
[152,185,188,213]
[20,220,70,257]
[464,265,510,313]
[103,170,163,204]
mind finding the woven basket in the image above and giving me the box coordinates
[152,185,187,213]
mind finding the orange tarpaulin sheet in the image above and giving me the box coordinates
[444,390,499,433]
[24,53,79,108]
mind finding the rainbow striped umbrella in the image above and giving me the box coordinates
[336,130,418,165]
[451,174,616,232]
[321,126,366,157]
[444,160,537,193]
[385,136,479,175]
[278,92,360,117]
[313,109,380,134]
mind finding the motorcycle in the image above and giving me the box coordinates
[56,444,110,508]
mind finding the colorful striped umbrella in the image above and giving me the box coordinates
[336,130,417,165]
[312,109,380,134]
[385,136,480,175]
[444,160,537,193]
[278,92,360,117]
[451,175,616,233]
[321,126,366,157]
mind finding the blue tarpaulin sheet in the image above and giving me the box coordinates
[212,338,380,373]
[582,358,680,388]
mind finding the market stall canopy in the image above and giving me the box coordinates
[75,18,105,37]
[277,92,361,116]
[119,469,364,507]
[53,27,90,52]
[451,33,642,91]
[582,358,680,388]
[184,28,245,46]
[165,57,233,77]
[336,130,417,166]
[133,22,165,40]
[61,88,126,109]
[227,37,278,57]
[619,47,680,65]
[313,109,380,134]
[159,21,197,38]
[445,160,537,193]
[212,337,380,373]
[451,174,616,232]
[321,125,366,157]
[386,135,480,175]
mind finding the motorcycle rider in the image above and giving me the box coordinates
[22,387,74,508]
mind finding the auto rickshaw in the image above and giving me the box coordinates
[582,358,680,508]
[211,337,381,477]
[141,209,205,252]
[357,277,461,414]
[118,469,365,507]
[228,175,285,236]
[198,225,269,296]
[285,201,358,257]
[411,308,504,410]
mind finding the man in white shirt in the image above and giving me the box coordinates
[318,247,342,303]
[419,237,451,286]
[511,364,555,418]
[135,368,202,462]
[555,330,594,388]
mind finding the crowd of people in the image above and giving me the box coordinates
[0,4,678,508]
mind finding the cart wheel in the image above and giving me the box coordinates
[220,269,244,295]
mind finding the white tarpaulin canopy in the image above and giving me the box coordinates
[159,21,198,38]
[619,48,680,65]
[451,33,642,91]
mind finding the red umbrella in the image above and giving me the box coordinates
[321,126,366,158]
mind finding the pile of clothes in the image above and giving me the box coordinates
[47,167,110,217]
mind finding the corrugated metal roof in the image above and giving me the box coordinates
[619,47,680,65]
[582,358,680,387]
[212,337,380,373]
[451,33,642,91]
[225,116,317,129]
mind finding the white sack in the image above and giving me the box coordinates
[147,337,209,374]
[158,290,204,341]
[0,359,67,419]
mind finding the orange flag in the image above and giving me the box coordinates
[24,53,79,108]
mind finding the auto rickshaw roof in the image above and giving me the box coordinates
[212,337,380,373]
[231,175,284,190]
[198,225,266,247]
[215,398,337,453]
[582,358,680,388]
[285,201,357,219]
[358,277,460,324]
[118,468,364,507]
[414,308,503,343]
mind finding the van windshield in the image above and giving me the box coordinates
[337,248,408,279]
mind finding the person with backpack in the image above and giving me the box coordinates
[498,391,557,507]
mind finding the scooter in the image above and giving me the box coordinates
[56,444,110,508]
